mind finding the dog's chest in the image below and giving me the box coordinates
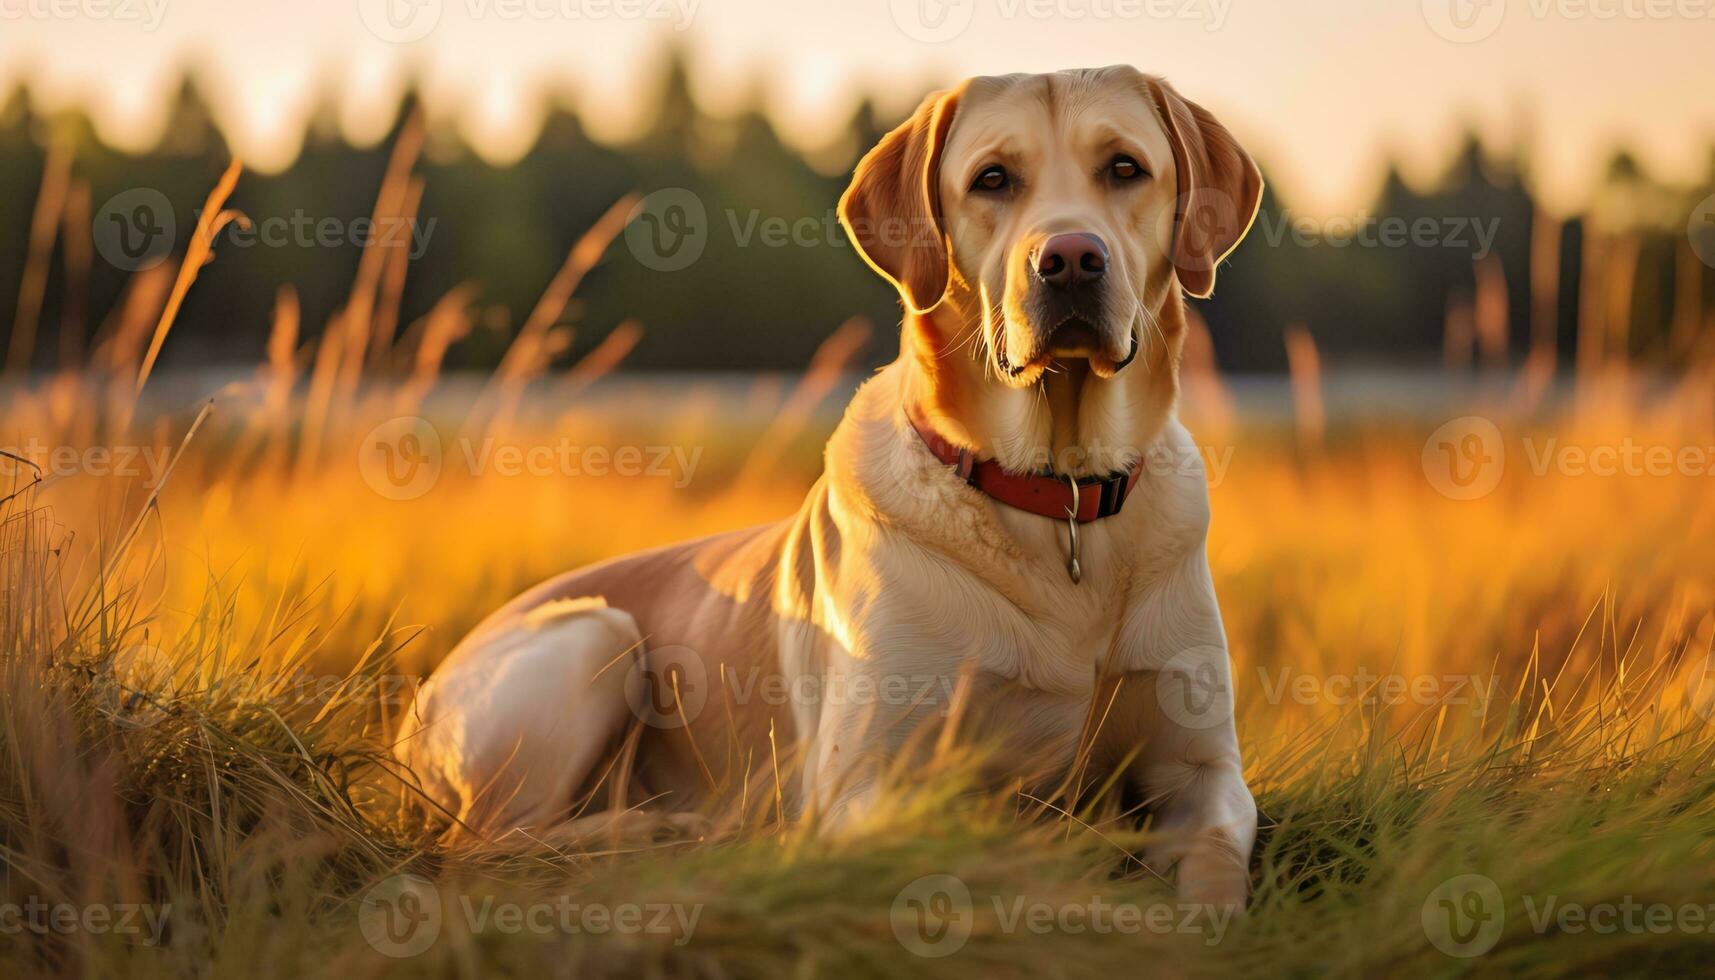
[850,541,1138,699]
[986,580,1132,694]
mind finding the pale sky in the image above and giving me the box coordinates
[1,0,1712,215]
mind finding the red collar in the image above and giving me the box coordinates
[907,408,1145,523]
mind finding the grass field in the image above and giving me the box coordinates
[4,167,1715,978]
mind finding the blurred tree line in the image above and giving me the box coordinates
[1,48,1712,376]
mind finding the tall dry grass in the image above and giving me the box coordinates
[2,152,1715,976]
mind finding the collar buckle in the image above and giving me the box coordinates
[1063,474,1083,585]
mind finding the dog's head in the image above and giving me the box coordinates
[840,66,1260,421]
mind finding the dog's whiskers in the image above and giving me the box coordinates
[1139,303,1168,356]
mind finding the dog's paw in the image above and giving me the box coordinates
[1174,859,1250,914]
[1152,828,1252,913]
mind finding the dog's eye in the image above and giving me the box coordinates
[1109,156,1147,182]
[971,165,1009,192]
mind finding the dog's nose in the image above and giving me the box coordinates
[1033,233,1108,287]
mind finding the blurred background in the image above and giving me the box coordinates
[0,1,1712,379]
[4,16,1715,974]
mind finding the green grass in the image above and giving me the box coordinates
[8,144,1715,978]
[6,496,1715,979]
[7,374,1715,978]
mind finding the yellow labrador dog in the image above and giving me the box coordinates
[398,65,1262,905]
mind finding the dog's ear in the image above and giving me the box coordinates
[1146,76,1263,299]
[838,87,962,314]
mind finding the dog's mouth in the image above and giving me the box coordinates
[1046,317,1103,358]
[998,315,1138,380]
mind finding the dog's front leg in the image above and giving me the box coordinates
[798,657,966,830]
[1136,669,1255,911]
[1121,554,1257,910]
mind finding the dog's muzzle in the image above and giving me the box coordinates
[1026,232,1133,366]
